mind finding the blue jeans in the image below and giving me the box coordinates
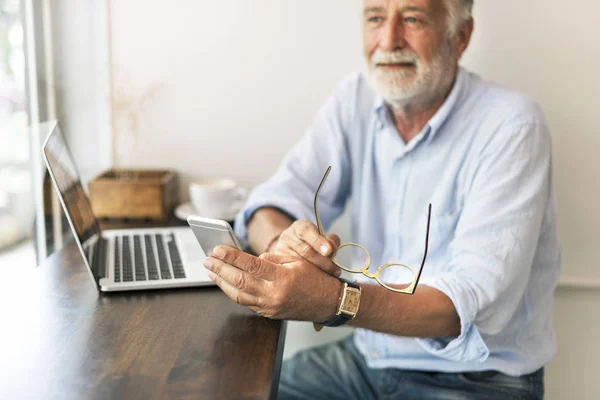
[278,335,544,400]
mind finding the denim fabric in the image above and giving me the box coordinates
[278,335,544,400]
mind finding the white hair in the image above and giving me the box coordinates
[445,0,474,35]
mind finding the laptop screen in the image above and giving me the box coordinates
[42,123,102,256]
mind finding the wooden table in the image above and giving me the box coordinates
[1,223,286,399]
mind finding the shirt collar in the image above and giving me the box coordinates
[373,96,387,128]
[372,67,468,144]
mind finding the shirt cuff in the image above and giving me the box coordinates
[416,275,490,363]
[233,196,313,250]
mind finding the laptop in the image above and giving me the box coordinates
[42,121,214,291]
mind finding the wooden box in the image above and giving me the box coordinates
[88,169,178,222]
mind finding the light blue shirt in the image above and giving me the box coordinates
[234,68,561,376]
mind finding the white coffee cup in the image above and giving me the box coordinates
[189,178,247,219]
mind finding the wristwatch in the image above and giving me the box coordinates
[314,278,361,331]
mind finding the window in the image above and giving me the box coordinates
[0,0,34,263]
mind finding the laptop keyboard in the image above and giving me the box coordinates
[113,233,186,283]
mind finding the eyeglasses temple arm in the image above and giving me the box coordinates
[412,203,432,292]
[314,166,332,236]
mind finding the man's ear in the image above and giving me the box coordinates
[456,17,474,58]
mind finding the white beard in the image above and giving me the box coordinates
[366,43,455,110]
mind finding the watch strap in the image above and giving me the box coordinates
[320,278,360,328]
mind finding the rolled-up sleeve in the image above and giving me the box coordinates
[417,120,552,363]
[234,79,354,248]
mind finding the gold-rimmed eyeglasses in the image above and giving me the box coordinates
[314,166,431,295]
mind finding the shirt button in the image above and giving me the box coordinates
[372,351,380,358]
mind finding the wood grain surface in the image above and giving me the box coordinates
[0,239,285,400]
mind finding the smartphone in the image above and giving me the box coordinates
[187,215,243,256]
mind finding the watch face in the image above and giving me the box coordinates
[341,290,360,314]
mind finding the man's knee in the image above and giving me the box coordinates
[277,336,373,400]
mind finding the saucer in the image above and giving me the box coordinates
[174,202,238,222]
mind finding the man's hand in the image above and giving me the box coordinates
[269,220,342,277]
[202,246,343,322]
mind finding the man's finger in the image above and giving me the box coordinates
[203,256,265,297]
[293,221,333,256]
[211,246,276,280]
[271,236,340,277]
[325,233,341,250]
[288,238,341,277]
[263,249,340,277]
[202,259,260,306]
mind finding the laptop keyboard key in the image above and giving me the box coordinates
[145,235,159,280]
[114,237,121,282]
[156,234,172,279]
[167,234,186,279]
[122,236,133,282]
[134,235,147,281]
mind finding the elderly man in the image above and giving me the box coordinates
[202,0,560,398]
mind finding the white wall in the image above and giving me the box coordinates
[109,0,363,199]
[550,289,600,399]
[109,0,600,282]
[460,4,600,398]
[49,1,112,183]
[461,0,600,282]
[107,1,599,398]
